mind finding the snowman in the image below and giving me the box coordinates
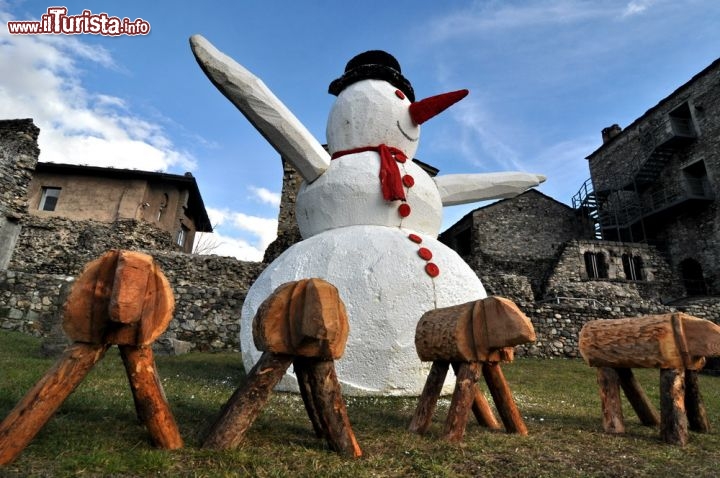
[191,36,545,396]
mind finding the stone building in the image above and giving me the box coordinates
[0,118,261,354]
[28,162,212,253]
[440,189,593,299]
[576,56,720,297]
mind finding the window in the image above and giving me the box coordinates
[455,227,472,257]
[584,251,608,279]
[680,258,707,296]
[156,193,168,222]
[39,187,61,211]
[176,225,189,248]
[622,253,644,281]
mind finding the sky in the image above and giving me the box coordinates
[1,1,719,261]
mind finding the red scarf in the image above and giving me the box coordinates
[331,145,407,201]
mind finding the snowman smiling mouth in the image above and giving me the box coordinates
[396,121,419,142]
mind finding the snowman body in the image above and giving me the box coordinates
[240,80,486,396]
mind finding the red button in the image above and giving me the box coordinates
[425,263,440,278]
[398,203,411,217]
[402,174,415,188]
[395,89,405,100]
[395,154,406,163]
[408,233,422,244]
[418,247,433,261]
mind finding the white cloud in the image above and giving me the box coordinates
[621,0,656,17]
[199,207,278,261]
[193,230,267,262]
[445,98,527,172]
[425,1,610,41]
[249,186,281,207]
[0,8,195,172]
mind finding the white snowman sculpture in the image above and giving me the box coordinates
[191,36,545,396]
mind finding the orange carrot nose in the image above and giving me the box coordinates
[409,89,469,125]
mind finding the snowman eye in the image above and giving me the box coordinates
[395,89,406,100]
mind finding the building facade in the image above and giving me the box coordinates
[28,162,212,253]
[578,57,720,297]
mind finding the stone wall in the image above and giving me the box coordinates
[544,239,681,302]
[0,119,38,218]
[263,158,304,263]
[440,189,594,299]
[0,119,40,269]
[0,251,264,353]
[9,216,180,275]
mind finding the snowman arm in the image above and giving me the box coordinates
[190,35,330,183]
[434,172,546,206]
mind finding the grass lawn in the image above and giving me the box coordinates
[1,330,719,477]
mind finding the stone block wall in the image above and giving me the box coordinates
[440,189,594,299]
[0,119,39,218]
[544,239,680,302]
[0,119,40,269]
[8,216,179,275]
[0,250,264,352]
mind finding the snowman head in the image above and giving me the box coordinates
[327,50,468,158]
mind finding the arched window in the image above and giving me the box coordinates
[680,258,706,296]
[622,253,644,281]
[584,251,609,279]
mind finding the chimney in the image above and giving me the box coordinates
[601,124,622,143]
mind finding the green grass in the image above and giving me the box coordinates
[1,330,720,477]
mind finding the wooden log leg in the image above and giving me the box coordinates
[482,362,528,435]
[119,345,183,449]
[684,370,710,433]
[409,360,450,434]
[616,368,660,426]
[0,342,109,466]
[203,352,293,449]
[450,362,500,430]
[660,368,689,446]
[304,358,362,458]
[294,357,325,439]
[597,367,625,434]
[443,362,481,442]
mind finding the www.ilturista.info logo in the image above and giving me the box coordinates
[7,7,150,36]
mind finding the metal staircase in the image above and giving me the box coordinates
[571,179,602,239]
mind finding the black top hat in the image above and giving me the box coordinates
[328,50,415,102]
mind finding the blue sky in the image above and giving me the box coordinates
[2,1,719,260]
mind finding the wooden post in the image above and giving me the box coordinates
[596,367,625,434]
[409,361,449,434]
[203,352,294,449]
[119,345,183,449]
[684,370,710,433]
[294,357,362,457]
[295,359,324,439]
[660,368,688,446]
[615,368,660,426]
[450,362,499,430]
[482,362,528,435]
[0,343,109,466]
[443,362,481,442]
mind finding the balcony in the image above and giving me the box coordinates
[633,112,697,187]
[598,178,713,230]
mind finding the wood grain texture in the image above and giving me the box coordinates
[415,296,535,362]
[253,278,349,359]
[579,314,710,370]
